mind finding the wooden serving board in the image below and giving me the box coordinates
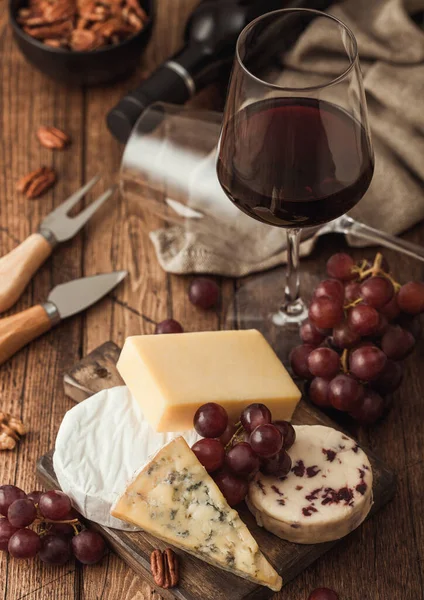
[37,341,396,600]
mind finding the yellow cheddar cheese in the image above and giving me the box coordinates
[117,329,301,432]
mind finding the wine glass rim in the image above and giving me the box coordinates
[236,8,359,93]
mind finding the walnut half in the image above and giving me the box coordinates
[0,412,27,450]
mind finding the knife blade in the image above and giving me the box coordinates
[0,271,127,366]
[46,271,128,322]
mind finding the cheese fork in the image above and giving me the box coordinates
[0,176,116,313]
[0,271,127,366]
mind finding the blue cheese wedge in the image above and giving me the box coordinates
[111,436,282,592]
[247,425,373,544]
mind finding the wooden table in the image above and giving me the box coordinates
[0,1,423,599]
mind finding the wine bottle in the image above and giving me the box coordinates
[107,0,335,142]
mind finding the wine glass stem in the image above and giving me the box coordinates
[283,228,304,316]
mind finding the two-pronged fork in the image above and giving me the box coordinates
[0,175,116,313]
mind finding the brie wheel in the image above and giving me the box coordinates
[53,386,201,530]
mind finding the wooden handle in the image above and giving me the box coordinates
[0,305,52,365]
[0,233,53,313]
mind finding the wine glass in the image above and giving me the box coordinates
[217,8,374,354]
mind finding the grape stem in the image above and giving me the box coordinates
[225,422,244,451]
[354,252,401,291]
[344,297,362,310]
[341,349,349,374]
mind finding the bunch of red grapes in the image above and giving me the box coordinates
[0,485,105,565]
[290,252,424,424]
[191,402,296,507]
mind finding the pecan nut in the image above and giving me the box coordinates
[70,28,102,50]
[17,166,56,199]
[150,548,179,589]
[37,126,71,149]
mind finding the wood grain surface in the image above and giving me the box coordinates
[37,341,395,600]
[0,0,423,599]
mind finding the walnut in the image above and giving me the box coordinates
[0,412,27,451]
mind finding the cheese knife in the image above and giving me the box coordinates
[0,271,127,366]
[0,175,116,314]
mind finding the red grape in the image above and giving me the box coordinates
[0,486,26,517]
[381,326,415,360]
[332,321,361,349]
[328,375,363,411]
[314,279,344,304]
[350,390,385,425]
[214,471,248,506]
[27,491,43,506]
[219,422,237,447]
[250,424,283,458]
[344,281,361,303]
[290,345,315,379]
[155,319,184,334]
[348,304,380,336]
[240,404,272,433]
[371,359,403,394]
[191,439,225,473]
[39,491,72,521]
[309,378,332,408]
[226,443,260,477]
[72,530,106,565]
[307,347,340,379]
[380,294,400,321]
[349,345,387,382]
[326,253,355,281]
[309,297,343,329]
[0,519,20,551]
[397,281,424,315]
[308,588,339,600]
[8,529,41,559]
[261,449,292,477]
[300,322,326,347]
[273,421,296,449]
[397,313,421,340]
[48,522,75,539]
[360,276,394,309]
[188,278,220,309]
[193,403,228,438]
[7,499,37,528]
[39,534,72,565]
[373,313,389,337]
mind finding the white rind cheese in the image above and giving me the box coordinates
[248,425,373,544]
[111,436,282,592]
[53,387,201,530]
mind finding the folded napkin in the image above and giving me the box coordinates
[150,0,424,277]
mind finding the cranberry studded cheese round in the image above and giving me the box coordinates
[247,425,373,544]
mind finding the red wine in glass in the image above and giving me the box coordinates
[217,8,374,353]
[217,97,374,228]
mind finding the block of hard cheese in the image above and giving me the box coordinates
[117,329,301,432]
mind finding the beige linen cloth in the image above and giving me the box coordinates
[150,0,424,276]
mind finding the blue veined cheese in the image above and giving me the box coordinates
[111,437,282,592]
[247,425,373,544]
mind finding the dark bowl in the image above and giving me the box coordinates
[9,0,154,86]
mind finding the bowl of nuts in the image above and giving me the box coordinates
[9,0,154,85]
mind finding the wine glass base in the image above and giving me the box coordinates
[225,269,309,367]
[271,298,308,327]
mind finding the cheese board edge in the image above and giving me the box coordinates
[36,340,396,600]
